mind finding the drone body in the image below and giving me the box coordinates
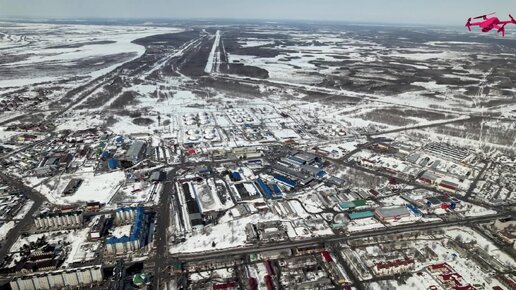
[465,13,516,37]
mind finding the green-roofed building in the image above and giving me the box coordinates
[348,210,374,220]
[339,199,367,210]
[339,201,355,209]
[132,273,147,286]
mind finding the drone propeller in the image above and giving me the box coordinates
[473,12,496,19]
[465,18,472,31]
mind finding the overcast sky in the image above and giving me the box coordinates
[1,0,516,25]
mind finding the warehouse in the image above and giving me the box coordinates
[339,199,367,210]
[274,175,297,188]
[438,180,459,194]
[271,163,307,180]
[256,179,273,199]
[181,183,203,227]
[348,211,374,220]
[418,171,439,184]
[292,152,318,165]
[124,141,146,163]
[300,164,326,178]
[375,206,411,221]
[62,179,82,196]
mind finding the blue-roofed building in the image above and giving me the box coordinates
[256,179,273,199]
[274,175,297,188]
[231,171,242,182]
[100,151,109,159]
[115,136,124,144]
[406,204,421,216]
[107,159,118,170]
[271,183,283,199]
[107,207,148,255]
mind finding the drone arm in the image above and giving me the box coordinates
[497,23,506,37]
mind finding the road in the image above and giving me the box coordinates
[152,169,176,289]
[0,172,46,260]
[161,214,502,264]
[464,160,491,199]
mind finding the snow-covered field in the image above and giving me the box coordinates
[0,22,180,89]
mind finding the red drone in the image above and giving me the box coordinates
[466,13,516,37]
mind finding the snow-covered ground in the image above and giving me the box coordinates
[0,22,181,89]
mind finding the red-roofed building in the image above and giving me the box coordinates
[454,285,475,290]
[264,275,275,290]
[321,251,333,263]
[428,263,452,273]
[185,147,197,155]
[375,257,415,276]
[248,278,258,290]
[213,282,237,290]
[498,274,516,290]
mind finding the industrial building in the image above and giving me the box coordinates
[124,141,146,163]
[34,211,83,229]
[339,199,367,210]
[181,182,203,228]
[106,207,148,255]
[423,142,475,162]
[299,164,325,178]
[348,211,374,220]
[10,265,103,290]
[375,206,411,221]
[418,171,440,184]
[274,175,297,188]
[90,215,110,240]
[62,179,82,196]
[438,180,459,194]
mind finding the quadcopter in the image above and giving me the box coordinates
[466,13,516,37]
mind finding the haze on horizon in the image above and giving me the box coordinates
[1,0,516,26]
